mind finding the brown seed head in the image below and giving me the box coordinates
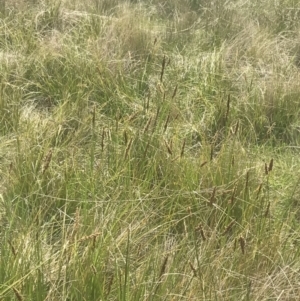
[42,149,52,174]
[172,85,178,99]
[180,139,186,158]
[268,158,273,172]
[164,139,172,155]
[239,236,245,254]
[189,261,197,277]
[264,202,270,218]
[222,220,235,236]
[265,163,268,175]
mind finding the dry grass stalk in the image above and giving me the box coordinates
[8,240,17,257]
[124,138,133,159]
[157,82,164,94]
[164,139,172,155]
[143,116,152,133]
[74,207,80,228]
[222,220,235,236]
[71,207,80,241]
[231,155,234,166]
[128,111,139,122]
[234,120,239,135]
[180,139,185,157]
[209,187,216,206]
[12,287,23,301]
[171,155,180,162]
[78,232,101,243]
[143,140,150,159]
[239,236,245,254]
[42,149,52,174]
[200,161,208,168]
[268,158,273,172]
[160,55,166,82]
[189,261,197,277]
[106,274,114,297]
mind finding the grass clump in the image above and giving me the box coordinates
[1,0,300,300]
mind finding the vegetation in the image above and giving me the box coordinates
[1,0,300,300]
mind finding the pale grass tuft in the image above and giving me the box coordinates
[1,1,300,300]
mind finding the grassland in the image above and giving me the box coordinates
[1,0,300,300]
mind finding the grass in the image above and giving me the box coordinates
[1,0,300,300]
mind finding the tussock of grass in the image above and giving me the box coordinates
[1,0,300,300]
